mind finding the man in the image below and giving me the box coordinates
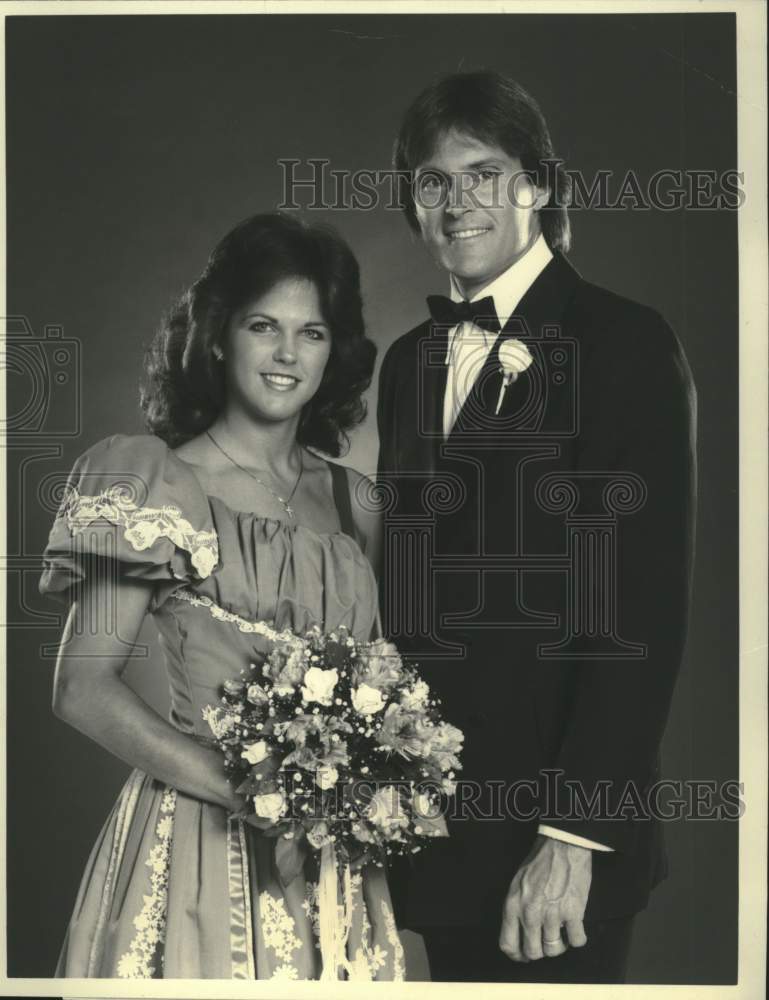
[377,71,696,983]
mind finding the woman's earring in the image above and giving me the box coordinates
[213,346,224,362]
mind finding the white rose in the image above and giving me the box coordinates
[253,791,286,823]
[315,766,339,790]
[301,666,338,706]
[241,740,269,765]
[352,683,385,716]
[498,338,534,381]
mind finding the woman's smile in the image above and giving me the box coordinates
[261,372,301,391]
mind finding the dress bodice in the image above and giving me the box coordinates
[40,433,380,736]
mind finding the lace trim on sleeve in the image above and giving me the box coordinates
[60,485,219,579]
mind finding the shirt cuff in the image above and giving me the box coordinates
[537,824,615,852]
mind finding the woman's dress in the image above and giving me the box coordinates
[39,433,405,980]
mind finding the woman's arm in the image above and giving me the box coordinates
[53,570,241,812]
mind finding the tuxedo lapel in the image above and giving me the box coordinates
[423,325,449,439]
[403,321,448,474]
[448,253,581,439]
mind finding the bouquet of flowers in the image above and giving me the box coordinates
[203,622,463,978]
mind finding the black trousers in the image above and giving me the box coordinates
[418,916,636,983]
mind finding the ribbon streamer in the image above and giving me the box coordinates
[318,843,369,980]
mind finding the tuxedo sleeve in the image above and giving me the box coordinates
[544,309,697,853]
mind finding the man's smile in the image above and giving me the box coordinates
[446,227,492,242]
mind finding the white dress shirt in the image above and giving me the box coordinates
[442,235,613,854]
[442,233,553,438]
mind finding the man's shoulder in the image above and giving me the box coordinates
[379,318,433,369]
[570,275,667,330]
[567,273,678,357]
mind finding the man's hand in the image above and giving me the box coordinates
[499,835,592,962]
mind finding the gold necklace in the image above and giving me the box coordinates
[205,430,304,518]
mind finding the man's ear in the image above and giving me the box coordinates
[532,187,550,212]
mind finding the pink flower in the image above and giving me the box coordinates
[376,704,432,759]
[427,722,464,772]
[365,785,409,837]
[353,640,403,690]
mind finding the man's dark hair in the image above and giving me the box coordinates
[140,212,375,457]
[394,70,571,252]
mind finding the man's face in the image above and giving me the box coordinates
[413,129,548,297]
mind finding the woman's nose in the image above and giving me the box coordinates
[273,331,297,364]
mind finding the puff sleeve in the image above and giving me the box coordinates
[39,433,219,609]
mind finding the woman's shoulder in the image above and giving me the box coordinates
[40,433,220,605]
[69,433,203,494]
[62,431,214,531]
[73,432,173,469]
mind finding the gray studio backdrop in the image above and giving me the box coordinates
[6,12,737,981]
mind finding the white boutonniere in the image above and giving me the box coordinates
[495,339,534,414]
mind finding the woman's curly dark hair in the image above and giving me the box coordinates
[140,212,376,456]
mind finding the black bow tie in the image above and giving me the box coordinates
[426,294,500,333]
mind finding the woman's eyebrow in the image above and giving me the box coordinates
[243,311,277,322]
[242,312,329,328]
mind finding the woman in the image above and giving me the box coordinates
[40,212,404,979]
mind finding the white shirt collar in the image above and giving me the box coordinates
[449,233,553,328]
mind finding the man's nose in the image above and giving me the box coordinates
[445,171,476,214]
[273,330,297,364]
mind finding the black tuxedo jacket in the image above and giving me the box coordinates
[376,253,697,928]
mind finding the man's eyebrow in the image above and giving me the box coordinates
[415,158,505,173]
[464,158,505,170]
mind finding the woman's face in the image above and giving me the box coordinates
[223,277,332,426]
